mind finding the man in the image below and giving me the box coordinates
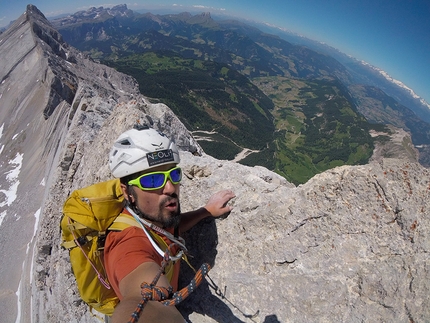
[104,125,235,323]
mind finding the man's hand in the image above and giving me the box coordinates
[179,190,236,233]
[204,189,236,218]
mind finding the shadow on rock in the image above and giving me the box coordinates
[177,218,249,323]
[263,315,280,323]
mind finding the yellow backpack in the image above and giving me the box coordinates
[61,179,178,316]
[60,179,126,316]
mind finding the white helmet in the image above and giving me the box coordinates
[109,125,180,178]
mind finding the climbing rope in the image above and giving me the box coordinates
[127,245,211,323]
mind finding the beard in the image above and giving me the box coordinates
[134,194,181,229]
[158,199,181,229]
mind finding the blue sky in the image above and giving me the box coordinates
[1,1,429,104]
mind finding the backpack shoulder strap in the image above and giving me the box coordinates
[109,213,140,231]
[110,214,171,249]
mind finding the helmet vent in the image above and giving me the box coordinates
[119,139,131,146]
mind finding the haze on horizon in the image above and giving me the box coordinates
[1,0,429,105]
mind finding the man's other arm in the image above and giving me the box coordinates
[111,262,185,323]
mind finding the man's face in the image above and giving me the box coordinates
[125,163,181,229]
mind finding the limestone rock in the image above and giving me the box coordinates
[177,156,429,323]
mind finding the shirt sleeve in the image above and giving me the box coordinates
[104,226,157,299]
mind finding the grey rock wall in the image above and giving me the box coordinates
[177,154,429,323]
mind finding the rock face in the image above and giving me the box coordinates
[35,101,430,323]
[0,5,428,323]
[177,157,429,323]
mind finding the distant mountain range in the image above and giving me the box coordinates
[48,4,430,182]
[254,22,430,121]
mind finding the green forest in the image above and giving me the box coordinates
[56,11,427,184]
[106,53,380,185]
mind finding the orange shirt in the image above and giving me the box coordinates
[104,225,181,300]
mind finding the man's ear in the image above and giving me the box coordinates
[120,183,133,202]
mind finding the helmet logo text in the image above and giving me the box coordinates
[146,149,175,167]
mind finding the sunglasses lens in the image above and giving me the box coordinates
[170,168,182,183]
[139,173,166,189]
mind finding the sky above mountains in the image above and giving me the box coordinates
[1,0,429,104]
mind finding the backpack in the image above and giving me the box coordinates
[60,179,137,316]
[61,179,182,316]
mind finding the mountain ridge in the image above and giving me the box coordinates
[0,6,200,321]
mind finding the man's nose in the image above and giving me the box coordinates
[162,178,177,193]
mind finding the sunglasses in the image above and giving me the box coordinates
[128,167,182,190]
